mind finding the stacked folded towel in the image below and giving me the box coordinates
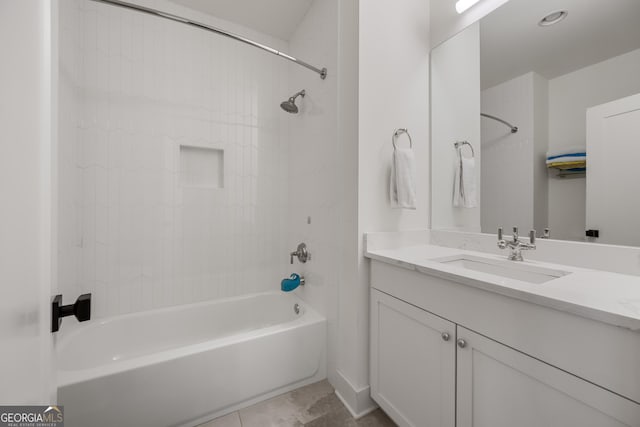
[546,146,586,170]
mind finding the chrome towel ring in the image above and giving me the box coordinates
[392,128,413,150]
[454,140,475,157]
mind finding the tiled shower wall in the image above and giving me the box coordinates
[58,0,290,318]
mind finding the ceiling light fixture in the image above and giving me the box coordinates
[456,0,481,14]
[538,10,568,26]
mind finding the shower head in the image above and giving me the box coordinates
[280,90,305,114]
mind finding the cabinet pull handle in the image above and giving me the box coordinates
[441,332,450,341]
[457,339,467,349]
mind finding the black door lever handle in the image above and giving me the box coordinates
[52,293,91,333]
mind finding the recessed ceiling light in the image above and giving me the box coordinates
[538,10,568,27]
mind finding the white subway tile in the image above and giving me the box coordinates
[59,1,293,318]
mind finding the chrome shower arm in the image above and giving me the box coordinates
[290,90,306,101]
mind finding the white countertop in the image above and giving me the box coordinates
[366,244,640,332]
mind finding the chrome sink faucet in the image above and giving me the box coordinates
[497,226,536,261]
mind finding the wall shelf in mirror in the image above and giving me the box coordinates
[549,168,586,179]
[546,149,586,178]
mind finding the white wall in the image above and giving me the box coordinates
[480,72,548,234]
[335,0,363,412]
[548,48,640,241]
[431,23,481,232]
[0,0,56,404]
[287,0,340,386]
[481,73,533,232]
[58,0,291,319]
[333,0,430,416]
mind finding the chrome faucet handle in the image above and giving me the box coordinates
[497,227,508,249]
[512,226,519,241]
[529,230,536,245]
[543,228,550,239]
[290,243,309,264]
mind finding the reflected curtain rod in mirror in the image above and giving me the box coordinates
[87,0,328,80]
[481,113,518,133]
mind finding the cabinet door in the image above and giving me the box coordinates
[456,327,640,427]
[370,289,455,427]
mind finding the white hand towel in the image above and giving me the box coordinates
[453,148,477,208]
[390,147,417,209]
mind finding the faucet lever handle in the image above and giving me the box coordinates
[529,229,536,245]
[498,227,503,241]
[513,226,519,241]
[290,243,309,264]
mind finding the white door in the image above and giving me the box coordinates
[370,290,456,427]
[0,0,57,405]
[456,327,640,427]
[586,92,640,245]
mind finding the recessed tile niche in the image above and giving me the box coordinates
[179,145,224,189]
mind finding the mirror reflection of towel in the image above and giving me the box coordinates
[390,147,417,209]
[453,148,477,208]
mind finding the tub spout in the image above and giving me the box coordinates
[281,274,305,292]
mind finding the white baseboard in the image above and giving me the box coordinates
[333,369,378,419]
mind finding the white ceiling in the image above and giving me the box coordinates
[481,0,640,89]
[169,0,314,41]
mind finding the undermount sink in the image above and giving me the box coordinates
[434,255,570,284]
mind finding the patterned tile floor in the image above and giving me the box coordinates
[198,380,396,427]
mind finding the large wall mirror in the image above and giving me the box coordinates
[431,0,640,246]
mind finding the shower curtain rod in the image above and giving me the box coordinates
[88,0,328,80]
[481,113,518,133]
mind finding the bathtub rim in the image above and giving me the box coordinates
[57,290,309,347]
[56,291,324,388]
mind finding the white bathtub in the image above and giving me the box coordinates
[57,292,326,427]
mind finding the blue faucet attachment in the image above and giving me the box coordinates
[281,273,304,292]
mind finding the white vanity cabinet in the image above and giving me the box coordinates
[369,260,640,427]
